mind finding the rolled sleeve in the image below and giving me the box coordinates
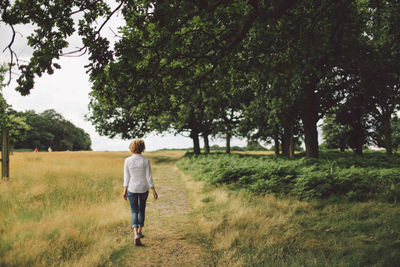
[146,159,154,188]
[123,159,130,187]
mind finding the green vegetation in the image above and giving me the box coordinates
[188,184,400,266]
[1,67,90,152]
[177,151,400,202]
[1,150,399,266]
[85,0,399,157]
[0,113,30,150]
[11,109,92,151]
[323,112,400,153]
[2,1,399,157]
[179,151,400,266]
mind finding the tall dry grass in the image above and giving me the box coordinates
[0,151,131,266]
[1,151,209,267]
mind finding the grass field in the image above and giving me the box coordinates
[183,179,400,266]
[178,151,400,266]
[1,151,399,266]
[0,151,207,266]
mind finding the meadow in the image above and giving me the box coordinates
[0,151,130,266]
[177,150,400,266]
[0,151,206,266]
[1,150,399,266]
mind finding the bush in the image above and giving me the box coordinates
[177,151,400,202]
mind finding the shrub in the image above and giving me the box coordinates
[177,151,400,202]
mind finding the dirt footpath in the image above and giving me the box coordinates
[112,151,210,267]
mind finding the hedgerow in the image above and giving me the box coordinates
[177,151,400,202]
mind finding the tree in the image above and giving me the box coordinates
[3,0,399,159]
[1,0,296,95]
[246,140,266,151]
[87,1,295,154]
[279,0,365,158]
[392,116,400,152]
[235,0,366,158]
[210,60,253,154]
[14,110,54,150]
[371,116,400,152]
[323,0,400,156]
[360,0,400,155]
[322,112,351,151]
[2,1,299,154]
[14,109,92,151]
[0,0,119,95]
[335,84,373,156]
[0,114,30,153]
[0,66,13,179]
[238,77,301,158]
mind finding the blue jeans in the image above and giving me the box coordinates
[127,191,149,228]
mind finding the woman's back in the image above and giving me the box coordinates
[124,154,153,193]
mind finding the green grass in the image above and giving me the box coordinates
[12,148,33,152]
[178,150,400,266]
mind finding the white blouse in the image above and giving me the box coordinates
[123,154,154,193]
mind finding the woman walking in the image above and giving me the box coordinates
[123,139,158,246]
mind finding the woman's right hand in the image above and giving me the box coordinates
[152,190,158,200]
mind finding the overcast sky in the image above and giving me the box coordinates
[0,4,246,151]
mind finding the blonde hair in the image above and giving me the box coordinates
[129,139,145,154]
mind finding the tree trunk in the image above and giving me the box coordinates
[226,132,231,154]
[383,113,392,155]
[2,128,10,181]
[289,134,295,158]
[353,141,363,155]
[203,134,210,153]
[300,79,320,158]
[282,124,295,158]
[282,130,289,157]
[301,101,319,158]
[352,119,363,156]
[192,131,201,155]
[274,132,280,156]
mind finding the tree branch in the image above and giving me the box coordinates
[109,26,122,38]
[97,2,124,34]
[223,1,259,54]
[2,24,20,84]
[60,1,124,57]
[68,0,104,16]
[306,0,337,33]
[60,46,88,57]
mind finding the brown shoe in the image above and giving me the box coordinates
[135,236,141,246]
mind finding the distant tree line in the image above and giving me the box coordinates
[2,1,399,157]
[9,109,92,151]
[322,113,400,152]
